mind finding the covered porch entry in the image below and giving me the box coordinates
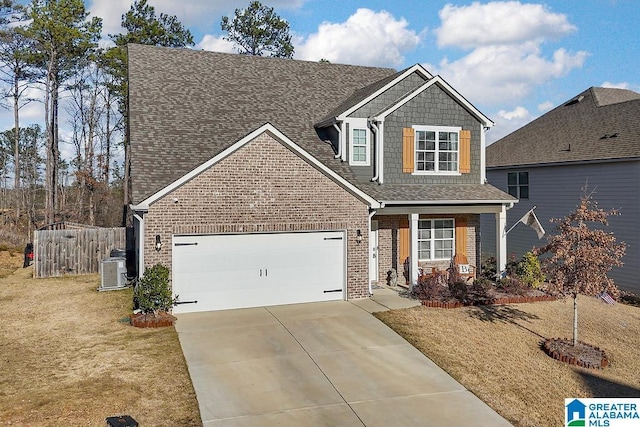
[369,204,511,288]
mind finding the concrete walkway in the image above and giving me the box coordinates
[176,289,512,426]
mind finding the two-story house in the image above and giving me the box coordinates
[128,44,515,313]
[483,87,640,294]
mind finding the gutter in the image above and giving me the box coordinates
[370,121,379,182]
[368,209,377,296]
[379,199,517,206]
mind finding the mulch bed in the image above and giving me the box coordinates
[421,293,557,308]
[130,311,177,328]
[542,338,609,369]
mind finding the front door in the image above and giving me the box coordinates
[370,220,379,285]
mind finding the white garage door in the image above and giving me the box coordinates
[172,231,345,313]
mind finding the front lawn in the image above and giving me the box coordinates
[0,254,201,425]
[375,298,640,427]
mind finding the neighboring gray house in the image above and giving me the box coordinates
[127,44,514,313]
[482,87,640,294]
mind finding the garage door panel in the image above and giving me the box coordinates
[172,231,345,313]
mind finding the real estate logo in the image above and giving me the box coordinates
[566,398,640,427]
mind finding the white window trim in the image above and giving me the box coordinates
[417,218,455,261]
[412,125,461,175]
[348,118,370,166]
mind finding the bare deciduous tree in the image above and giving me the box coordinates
[536,190,626,345]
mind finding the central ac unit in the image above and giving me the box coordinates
[100,257,127,291]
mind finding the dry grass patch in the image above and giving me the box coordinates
[0,258,201,426]
[375,298,640,427]
[0,248,22,278]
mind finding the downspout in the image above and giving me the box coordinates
[133,212,144,278]
[370,121,379,182]
[378,121,385,184]
[368,209,377,295]
[333,123,342,159]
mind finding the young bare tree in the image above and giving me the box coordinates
[536,190,626,345]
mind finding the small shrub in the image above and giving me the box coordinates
[411,274,451,301]
[480,257,497,280]
[134,263,175,315]
[498,276,528,295]
[448,281,468,301]
[471,277,493,298]
[517,251,545,288]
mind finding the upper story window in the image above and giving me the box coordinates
[413,126,460,173]
[418,219,455,260]
[348,118,370,166]
[507,172,529,199]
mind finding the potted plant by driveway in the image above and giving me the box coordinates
[130,263,177,328]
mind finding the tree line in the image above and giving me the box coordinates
[0,0,293,245]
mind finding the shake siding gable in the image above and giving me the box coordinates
[143,133,371,299]
[384,84,482,184]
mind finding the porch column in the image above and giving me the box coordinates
[496,205,507,276]
[409,213,419,288]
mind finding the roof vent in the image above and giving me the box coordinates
[564,95,584,106]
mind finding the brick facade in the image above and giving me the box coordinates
[143,133,371,300]
[374,213,480,286]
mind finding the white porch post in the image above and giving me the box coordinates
[496,205,507,275]
[409,213,419,288]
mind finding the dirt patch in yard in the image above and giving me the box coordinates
[0,256,201,426]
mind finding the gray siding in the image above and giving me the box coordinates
[481,160,640,294]
[350,71,427,118]
[384,84,482,185]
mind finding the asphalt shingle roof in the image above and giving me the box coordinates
[487,87,640,168]
[129,44,512,206]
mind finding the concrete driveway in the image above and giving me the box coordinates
[176,300,512,426]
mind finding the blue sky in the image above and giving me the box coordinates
[5,0,640,146]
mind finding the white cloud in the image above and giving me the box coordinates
[486,106,534,144]
[537,101,554,112]
[295,8,422,67]
[435,1,576,49]
[427,44,588,104]
[424,2,588,106]
[196,34,235,53]
[601,81,630,89]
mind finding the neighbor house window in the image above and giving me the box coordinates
[348,118,370,166]
[418,219,454,260]
[507,172,529,199]
[414,126,459,173]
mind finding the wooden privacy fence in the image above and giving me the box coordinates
[33,227,126,278]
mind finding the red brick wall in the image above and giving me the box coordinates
[143,132,370,299]
[375,214,480,285]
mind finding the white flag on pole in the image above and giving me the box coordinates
[519,208,545,239]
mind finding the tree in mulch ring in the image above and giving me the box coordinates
[131,263,177,328]
[536,189,626,368]
[543,338,609,369]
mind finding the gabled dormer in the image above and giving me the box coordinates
[316,66,493,186]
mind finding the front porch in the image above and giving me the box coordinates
[370,204,510,288]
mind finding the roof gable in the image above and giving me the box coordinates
[132,123,380,210]
[128,44,396,203]
[487,87,640,168]
[373,75,494,127]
